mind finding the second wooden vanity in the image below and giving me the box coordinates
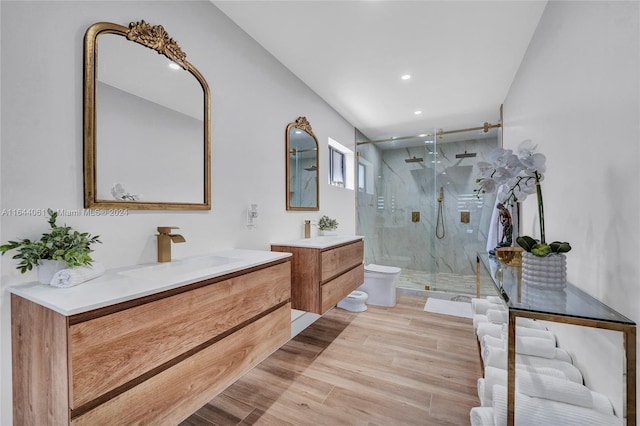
[9,250,291,425]
[272,236,364,314]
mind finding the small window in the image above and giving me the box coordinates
[329,146,345,187]
[328,137,354,190]
[358,163,366,192]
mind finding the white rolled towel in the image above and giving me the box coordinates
[481,335,504,365]
[478,378,488,406]
[477,322,503,340]
[517,371,614,415]
[514,336,557,358]
[486,309,508,324]
[517,370,593,408]
[483,346,582,383]
[483,340,571,367]
[501,324,556,343]
[472,298,506,315]
[482,335,557,360]
[482,334,505,350]
[479,366,569,407]
[474,314,489,331]
[514,317,547,330]
[591,391,615,415]
[470,406,495,426]
[479,367,506,406]
[50,263,105,288]
[492,385,620,426]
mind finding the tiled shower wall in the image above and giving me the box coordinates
[357,136,499,277]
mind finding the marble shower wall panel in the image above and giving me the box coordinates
[433,138,498,274]
[380,146,436,271]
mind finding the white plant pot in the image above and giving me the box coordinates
[319,230,338,236]
[37,260,67,285]
[521,252,567,289]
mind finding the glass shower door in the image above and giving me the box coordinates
[356,130,438,292]
[356,127,499,296]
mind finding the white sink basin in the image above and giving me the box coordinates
[119,255,240,279]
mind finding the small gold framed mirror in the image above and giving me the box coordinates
[286,117,319,211]
[83,20,211,210]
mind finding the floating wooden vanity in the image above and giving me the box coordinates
[9,250,291,425]
[271,236,364,314]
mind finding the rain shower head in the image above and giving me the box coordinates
[405,156,424,163]
[455,150,477,159]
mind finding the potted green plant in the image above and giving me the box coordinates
[318,215,339,236]
[0,208,101,283]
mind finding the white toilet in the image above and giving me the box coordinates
[357,264,401,307]
[337,290,368,312]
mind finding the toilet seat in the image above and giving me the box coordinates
[365,264,401,275]
[346,290,368,299]
[337,290,368,312]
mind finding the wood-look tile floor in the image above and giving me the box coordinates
[180,294,482,426]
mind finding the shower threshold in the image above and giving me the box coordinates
[397,269,495,297]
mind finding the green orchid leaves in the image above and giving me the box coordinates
[516,236,571,257]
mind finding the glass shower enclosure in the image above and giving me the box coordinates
[356,127,499,296]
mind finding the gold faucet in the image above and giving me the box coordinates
[156,226,186,262]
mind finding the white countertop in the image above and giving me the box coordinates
[6,249,291,316]
[271,235,363,249]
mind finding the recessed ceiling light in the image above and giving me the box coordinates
[168,63,181,70]
[414,110,422,115]
[401,74,411,80]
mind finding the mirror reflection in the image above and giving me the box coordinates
[286,117,319,210]
[84,21,211,210]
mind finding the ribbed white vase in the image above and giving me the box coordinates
[521,252,567,289]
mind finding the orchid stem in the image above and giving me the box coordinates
[535,171,545,244]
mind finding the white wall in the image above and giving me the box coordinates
[0,1,356,424]
[503,1,639,417]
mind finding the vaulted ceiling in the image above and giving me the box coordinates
[213,1,546,142]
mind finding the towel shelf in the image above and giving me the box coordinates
[476,252,636,426]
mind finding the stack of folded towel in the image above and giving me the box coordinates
[468,296,619,425]
[49,263,105,288]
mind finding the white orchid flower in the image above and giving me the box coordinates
[493,167,514,185]
[516,139,538,157]
[521,152,546,172]
[479,178,497,194]
[488,148,513,167]
[477,161,495,178]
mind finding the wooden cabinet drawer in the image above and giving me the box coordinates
[320,240,363,282]
[321,264,364,314]
[72,303,291,425]
[69,262,290,409]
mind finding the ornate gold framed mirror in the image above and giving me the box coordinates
[286,117,319,211]
[84,20,211,210]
